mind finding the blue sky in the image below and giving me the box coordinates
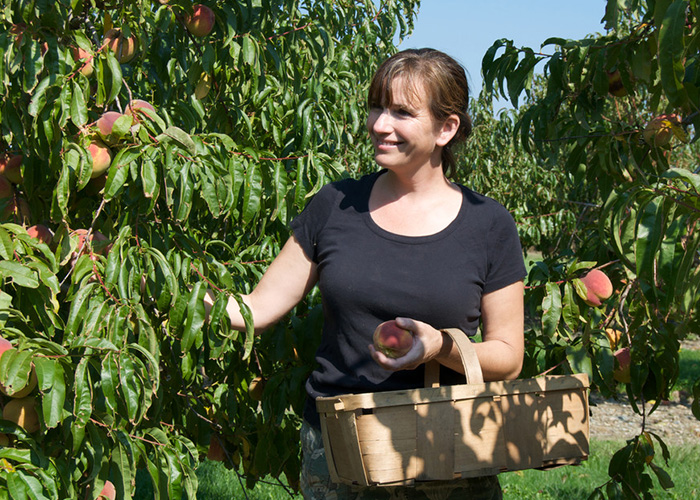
[400,1,608,107]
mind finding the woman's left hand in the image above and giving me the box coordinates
[368,317,444,371]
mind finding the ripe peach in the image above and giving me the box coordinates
[0,153,23,184]
[207,435,226,461]
[0,175,13,199]
[124,99,156,122]
[2,397,40,433]
[1,197,30,223]
[71,228,111,259]
[27,224,53,245]
[96,111,131,145]
[87,139,112,178]
[186,4,216,37]
[643,114,681,148]
[373,320,413,358]
[98,480,116,500]
[613,347,631,383]
[580,269,613,307]
[104,29,138,63]
[71,46,94,77]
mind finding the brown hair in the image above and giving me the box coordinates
[367,48,472,177]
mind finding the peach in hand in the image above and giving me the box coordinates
[373,320,413,358]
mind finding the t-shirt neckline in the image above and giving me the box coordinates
[363,170,466,243]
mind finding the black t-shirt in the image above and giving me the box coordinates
[290,170,526,426]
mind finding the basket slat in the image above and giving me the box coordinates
[416,401,455,480]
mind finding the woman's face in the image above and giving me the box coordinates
[366,78,455,173]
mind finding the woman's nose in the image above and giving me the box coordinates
[369,108,392,133]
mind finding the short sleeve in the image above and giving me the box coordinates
[289,183,337,263]
[483,205,527,294]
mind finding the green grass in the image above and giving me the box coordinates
[500,440,700,499]
[675,348,700,394]
[134,462,301,499]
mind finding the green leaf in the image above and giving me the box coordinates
[182,282,206,353]
[241,161,262,225]
[566,343,593,378]
[66,282,99,336]
[34,356,65,428]
[155,126,196,155]
[635,196,664,282]
[658,0,688,107]
[542,281,562,337]
[101,353,120,416]
[235,294,255,360]
[0,226,14,260]
[141,157,157,198]
[649,462,675,489]
[661,167,700,192]
[70,80,87,128]
[119,351,143,423]
[72,357,93,453]
[0,261,39,288]
[0,349,33,396]
[104,50,123,104]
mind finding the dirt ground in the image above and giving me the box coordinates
[589,339,700,445]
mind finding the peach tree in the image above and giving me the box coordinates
[480,0,700,497]
[0,0,419,497]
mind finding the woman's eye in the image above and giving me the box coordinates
[396,108,413,117]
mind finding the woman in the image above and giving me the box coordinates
[206,48,526,499]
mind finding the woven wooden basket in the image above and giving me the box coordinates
[316,329,590,487]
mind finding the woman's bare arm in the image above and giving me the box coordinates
[204,235,318,333]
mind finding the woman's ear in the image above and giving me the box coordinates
[436,114,460,147]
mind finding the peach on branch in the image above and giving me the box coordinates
[27,224,54,245]
[207,435,226,461]
[186,4,216,37]
[1,197,30,223]
[613,347,631,383]
[373,320,414,358]
[607,69,628,97]
[71,46,94,77]
[98,480,116,500]
[70,228,111,261]
[103,29,138,63]
[96,111,132,145]
[248,376,265,401]
[580,269,613,307]
[0,175,13,199]
[0,153,23,184]
[643,114,681,148]
[2,397,40,433]
[124,99,156,122]
[87,139,113,178]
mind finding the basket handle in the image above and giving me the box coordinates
[424,328,484,388]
